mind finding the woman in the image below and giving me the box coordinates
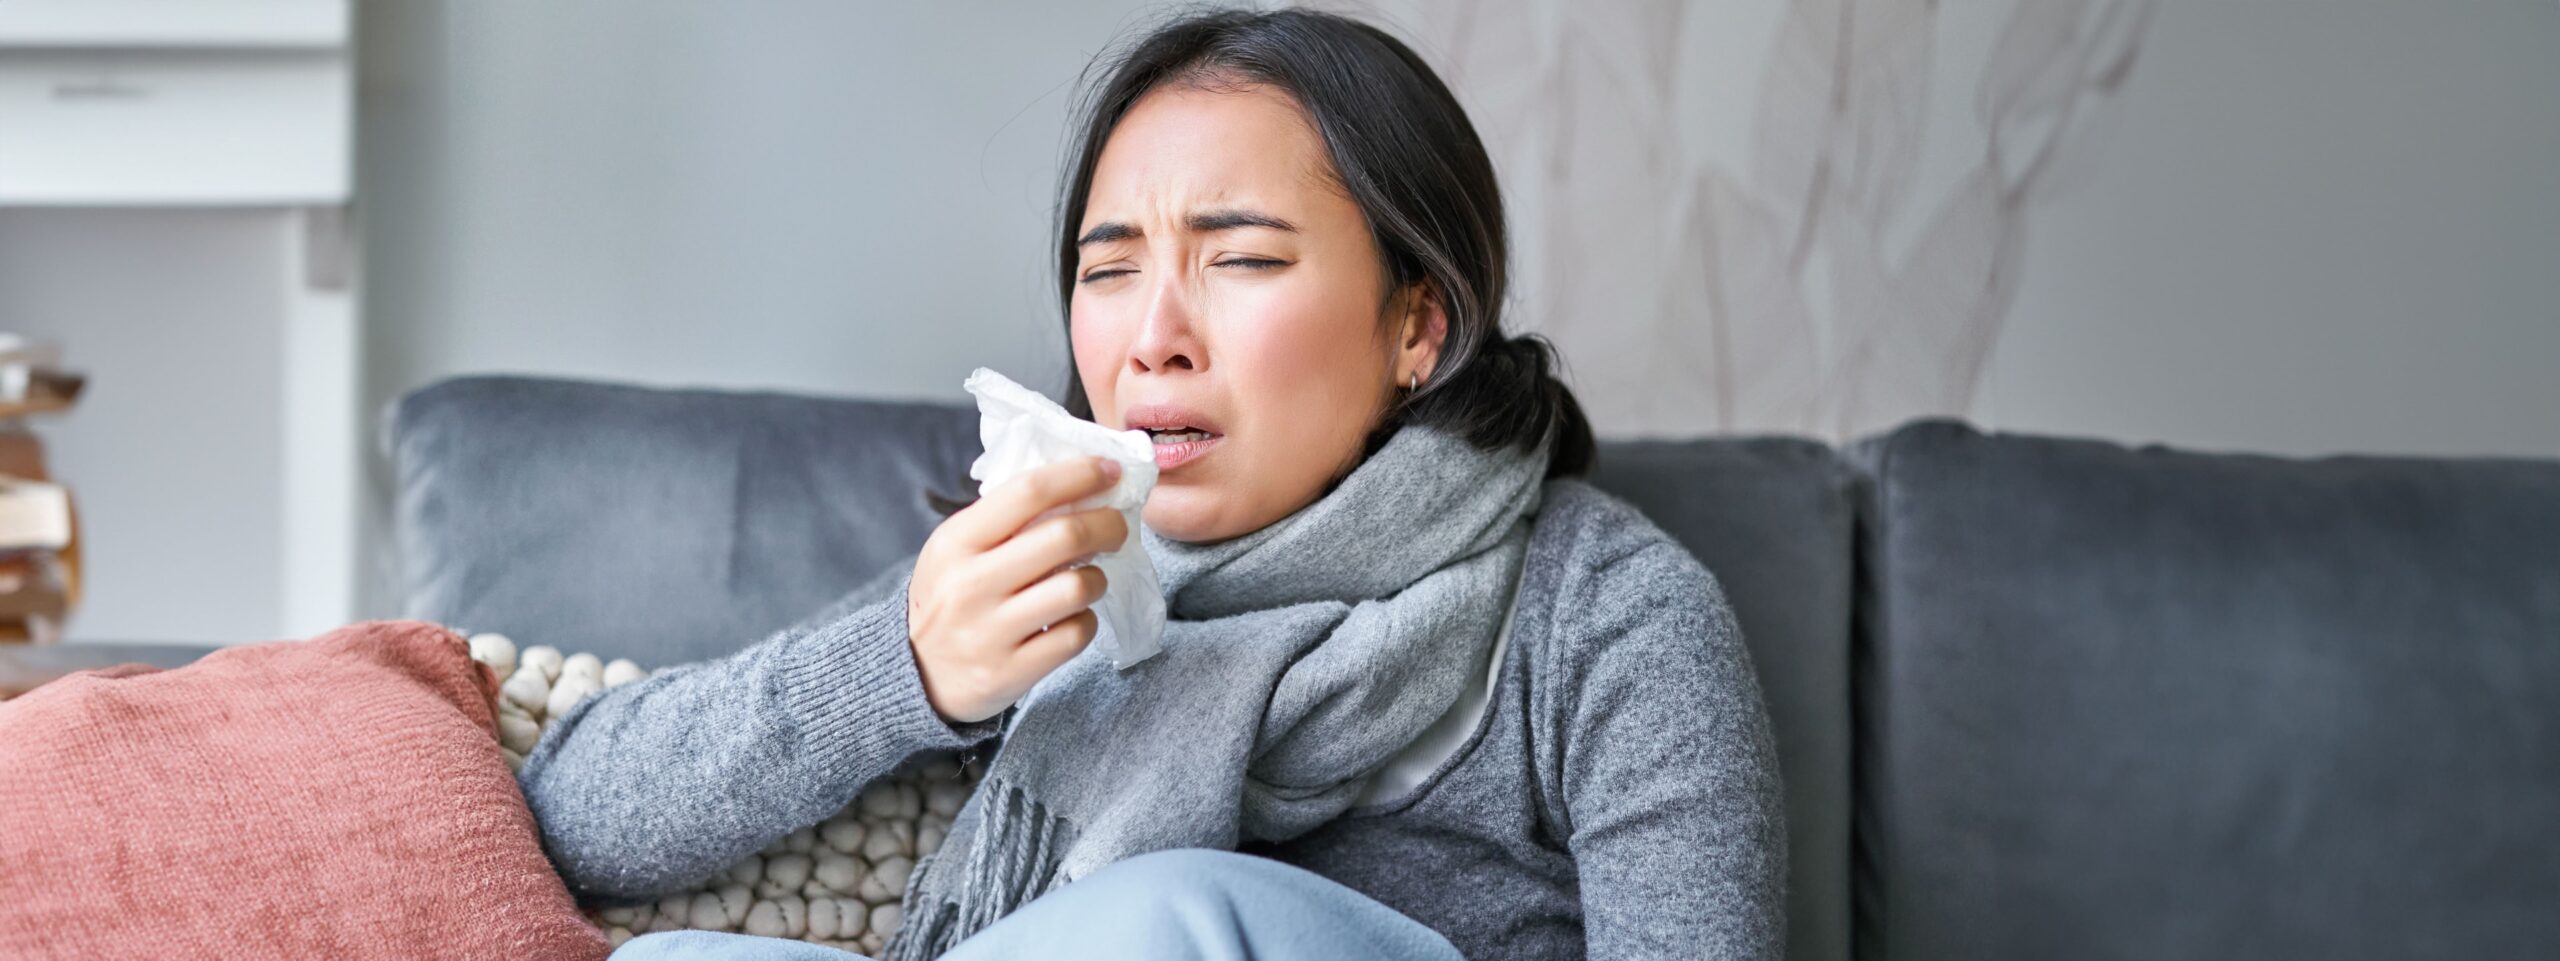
[522,8,1783,960]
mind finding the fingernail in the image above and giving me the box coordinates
[1097,457,1122,481]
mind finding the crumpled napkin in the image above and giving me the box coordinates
[963,368,1164,669]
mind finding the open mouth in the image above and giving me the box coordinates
[1141,427,1222,470]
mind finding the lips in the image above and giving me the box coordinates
[1121,403,1224,471]
[1142,432,1220,470]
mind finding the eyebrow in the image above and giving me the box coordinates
[1075,208,1298,247]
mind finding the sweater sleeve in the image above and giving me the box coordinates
[1559,542,1788,960]
[516,563,997,901]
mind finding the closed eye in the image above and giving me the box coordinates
[1081,258,1286,285]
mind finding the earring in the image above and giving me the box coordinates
[1408,372,1419,392]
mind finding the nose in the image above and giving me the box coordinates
[1127,271,1205,375]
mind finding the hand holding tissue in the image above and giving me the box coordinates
[964,368,1165,669]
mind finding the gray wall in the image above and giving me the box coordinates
[1976,0,2560,458]
[359,0,2560,462]
[1350,0,2560,454]
[357,1,1157,409]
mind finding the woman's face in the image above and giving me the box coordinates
[1072,81,1445,543]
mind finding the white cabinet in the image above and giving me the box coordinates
[0,1,349,205]
[0,0,345,48]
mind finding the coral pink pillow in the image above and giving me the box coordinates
[0,621,608,961]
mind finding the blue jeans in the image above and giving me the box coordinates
[610,849,1463,961]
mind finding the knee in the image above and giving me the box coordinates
[1075,848,1293,907]
[940,849,1266,960]
[1063,849,1324,931]
[1099,848,1261,883]
[948,849,1459,961]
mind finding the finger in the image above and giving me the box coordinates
[1010,610,1099,680]
[943,457,1121,552]
[995,566,1109,640]
[977,507,1130,593]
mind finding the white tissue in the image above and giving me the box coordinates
[963,368,1164,669]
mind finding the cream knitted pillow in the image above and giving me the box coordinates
[465,633,975,956]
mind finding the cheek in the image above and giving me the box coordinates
[1216,281,1388,502]
[1224,282,1384,428]
[1068,302,1125,425]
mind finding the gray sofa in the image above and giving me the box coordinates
[389,375,2559,961]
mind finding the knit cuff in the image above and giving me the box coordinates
[777,580,997,785]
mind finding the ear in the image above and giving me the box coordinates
[1395,279,1451,385]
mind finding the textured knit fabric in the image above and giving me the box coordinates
[1358,588,1518,807]
[0,621,610,961]
[520,480,1786,961]
[612,849,1461,961]
[893,425,1546,958]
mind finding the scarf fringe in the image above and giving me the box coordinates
[885,776,1073,961]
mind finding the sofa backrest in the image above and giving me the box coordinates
[1850,420,2560,961]
[389,376,977,666]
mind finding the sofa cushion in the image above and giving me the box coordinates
[1851,420,2560,961]
[389,376,977,666]
[0,620,608,960]
[1591,438,1856,961]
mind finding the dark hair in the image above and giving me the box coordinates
[1053,6,1595,478]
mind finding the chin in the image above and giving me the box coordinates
[1140,488,1235,544]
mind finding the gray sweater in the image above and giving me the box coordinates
[518,480,1786,960]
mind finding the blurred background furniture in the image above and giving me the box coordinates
[0,0,351,205]
[381,374,2558,961]
[0,338,86,643]
[0,0,358,645]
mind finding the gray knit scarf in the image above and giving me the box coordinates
[887,424,1549,959]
